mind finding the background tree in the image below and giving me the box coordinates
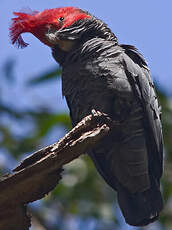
[0,59,172,230]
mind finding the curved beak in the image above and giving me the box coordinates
[45,27,76,51]
[45,27,60,45]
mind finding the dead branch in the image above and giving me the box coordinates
[0,110,113,230]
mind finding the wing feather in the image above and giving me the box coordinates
[121,45,163,179]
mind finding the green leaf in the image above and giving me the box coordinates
[27,67,62,86]
[3,59,16,83]
[29,111,71,138]
[0,103,24,119]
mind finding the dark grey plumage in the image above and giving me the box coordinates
[52,12,163,226]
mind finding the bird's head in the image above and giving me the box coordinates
[10,7,117,51]
[10,7,92,50]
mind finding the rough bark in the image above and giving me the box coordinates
[0,110,113,230]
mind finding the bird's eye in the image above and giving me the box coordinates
[58,17,65,22]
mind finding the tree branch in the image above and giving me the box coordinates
[0,110,113,230]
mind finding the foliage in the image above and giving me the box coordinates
[0,60,172,230]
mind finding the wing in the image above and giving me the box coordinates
[63,43,163,226]
[121,44,163,179]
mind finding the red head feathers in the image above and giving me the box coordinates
[10,7,90,48]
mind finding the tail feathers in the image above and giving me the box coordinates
[117,176,163,226]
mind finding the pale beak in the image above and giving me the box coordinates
[45,27,76,52]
